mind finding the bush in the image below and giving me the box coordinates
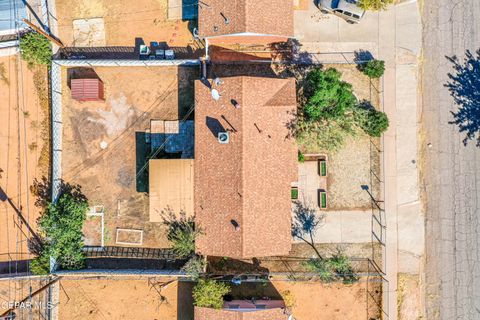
[360,59,385,78]
[304,258,336,282]
[182,256,206,280]
[358,0,394,11]
[296,117,356,152]
[30,254,50,275]
[162,210,202,258]
[354,104,389,137]
[304,253,359,284]
[303,68,357,121]
[298,150,305,163]
[19,32,52,66]
[35,183,89,271]
[193,279,230,309]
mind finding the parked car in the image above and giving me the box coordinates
[318,0,365,24]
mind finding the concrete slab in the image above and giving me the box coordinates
[294,0,379,43]
[293,210,372,244]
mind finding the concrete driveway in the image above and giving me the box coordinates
[295,0,379,43]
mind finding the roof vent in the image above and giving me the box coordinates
[211,89,221,101]
[218,132,229,144]
[220,12,230,25]
[231,219,240,231]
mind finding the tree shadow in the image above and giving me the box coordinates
[445,49,480,146]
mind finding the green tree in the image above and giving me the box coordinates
[354,103,389,137]
[19,31,52,66]
[39,190,89,270]
[193,279,230,309]
[358,0,394,11]
[359,59,385,78]
[303,68,357,121]
[162,209,202,258]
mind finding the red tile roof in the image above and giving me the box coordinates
[194,75,297,259]
[195,307,289,320]
[198,0,294,38]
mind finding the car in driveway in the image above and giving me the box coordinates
[318,0,365,24]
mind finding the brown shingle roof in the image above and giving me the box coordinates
[198,0,294,38]
[194,75,297,259]
[194,307,289,320]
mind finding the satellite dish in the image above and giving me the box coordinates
[211,89,221,101]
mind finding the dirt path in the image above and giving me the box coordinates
[422,1,480,319]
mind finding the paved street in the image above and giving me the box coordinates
[422,0,480,319]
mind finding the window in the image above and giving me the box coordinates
[344,11,352,16]
[255,305,267,309]
[228,304,240,309]
[353,14,360,19]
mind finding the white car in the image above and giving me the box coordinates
[318,0,365,24]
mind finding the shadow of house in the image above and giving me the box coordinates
[445,49,480,146]
[207,256,270,275]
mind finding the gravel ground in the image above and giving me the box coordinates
[422,1,480,319]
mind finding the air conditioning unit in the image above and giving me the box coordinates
[218,132,229,144]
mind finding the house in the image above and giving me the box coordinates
[194,74,298,259]
[198,0,294,61]
[195,305,289,320]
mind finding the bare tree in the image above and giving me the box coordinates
[291,200,325,259]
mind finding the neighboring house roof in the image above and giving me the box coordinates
[149,159,194,222]
[194,75,297,259]
[198,0,294,38]
[195,307,289,320]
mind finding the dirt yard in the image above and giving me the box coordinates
[297,64,381,210]
[61,65,197,248]
[58,277,194,319]
[55,0,197,48]
[0,55,49,267]
[272,278,381,320]
[0,277,51,318]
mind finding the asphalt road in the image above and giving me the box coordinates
[422,0,480,319]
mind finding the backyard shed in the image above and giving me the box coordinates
[71,78,104,101]
[149,159,194,222]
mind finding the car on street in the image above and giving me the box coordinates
[317,0,365,24]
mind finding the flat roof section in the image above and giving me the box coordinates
[149,159,194,222]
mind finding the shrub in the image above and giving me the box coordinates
[354,104,389,137]
[30,254,50,275]
[298,150,305,163]
[162,210,202,258]
[304,258,336,282]
[193,279,230,309]
[295,119,355,152]
[39,191,88,270]
[182,256,206,280]
[304,253,359,284]
[303,68,357,121]
[358,0,394,11]
[360,59,385,78]
[19,32,52,66]
[327,253,359,284]
[32,182,89,273]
